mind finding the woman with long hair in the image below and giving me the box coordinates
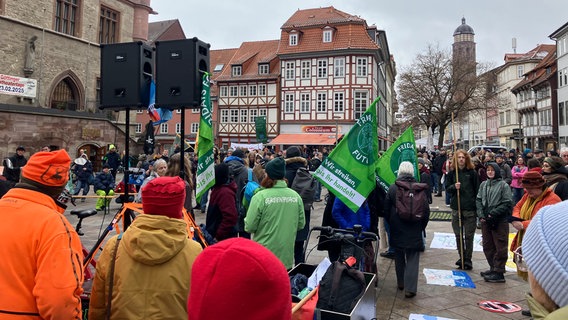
[166,153,194,216]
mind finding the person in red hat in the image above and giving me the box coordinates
[0,149,84,319]
[510,170,561,281]
[187,237,292,320]
[89,176,202,320]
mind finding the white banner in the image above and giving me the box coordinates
[0,74,37,98]
[230,142,264,151]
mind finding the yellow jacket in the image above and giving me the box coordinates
[89,214,202,319]
[0,187,84,319]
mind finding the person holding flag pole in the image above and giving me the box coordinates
[445,112,480,271]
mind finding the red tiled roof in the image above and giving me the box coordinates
[277,7,379,55]
[503,44,556,64]
[210,48,238,96]
[281,6,365,29]
[147,19,185,44]
[216,40,280,81]
[511,45,556,92]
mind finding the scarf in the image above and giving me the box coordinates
[543,173,567,190]
[515,190,548,280]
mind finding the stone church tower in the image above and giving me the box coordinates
[452,17,476,65]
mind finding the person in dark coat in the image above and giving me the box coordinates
[384,161,430,298]
[102,144,121,181]
[2,146,27,186]
[73,153,93,201]
[93,164,115,211]
[284,145,310,265]
[418,158,433,204]
[205,163,238,241]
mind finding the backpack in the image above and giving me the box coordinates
[316,260,366,314]
[394,180,429,222]
[236,169,259,233]
[291,167,316,211]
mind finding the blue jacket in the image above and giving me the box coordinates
[94,172,115,193]
[331,198,371,231]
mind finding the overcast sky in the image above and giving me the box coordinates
[149,1,567,70]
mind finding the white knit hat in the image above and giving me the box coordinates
[523,201,568,307]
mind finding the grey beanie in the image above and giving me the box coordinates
[523,201,568,307]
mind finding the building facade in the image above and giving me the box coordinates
[0,0,153,169]
[550,22,568,148]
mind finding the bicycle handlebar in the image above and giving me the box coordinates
[311,225,378,241]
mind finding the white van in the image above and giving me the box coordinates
[467,145,507,154]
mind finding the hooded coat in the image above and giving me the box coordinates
[475,162,513,223]
[285,156,310,241]
[89,214,202,319]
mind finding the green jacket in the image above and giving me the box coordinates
[527,293,568,320]
[475,177,512,221]
[89,214,202,320]
[245,180,305,269]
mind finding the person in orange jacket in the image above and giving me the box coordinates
[0,149,84,319]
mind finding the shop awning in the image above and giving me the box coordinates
[267,133,338,146]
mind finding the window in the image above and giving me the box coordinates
[356,58,367,77]
[323,29,332,43]
[284,93,294,113]
[55,0,79,36]
[317,60,327,78]
[99,6,119,44]
[517,65,524,78]
[301,61,311,79]
[499,112,505,126]
[249,109,258,123]
[160,123,168,134]
[232,65,242,77]
[214,64,224,72]
[259,64,269,75]
[258,109,267,117]
[176,109,182,113]
[334,58,345,77]
[135,123,142,133]
[136,109,143,114]
[95,77,101,103]
[334,92,344,112]
[175,123,181,133]
[300,93,310,113]
[249,85,256,96]
[240,85,247,96]
[559,102,565,126]
[191,123,199,133]
[353,91,367,119]
[191,108,199,113]
[289,33,298,46]
[240,109,248,123]
[229,86,238,97]
[285,62,295,79]
[221,109,229,123]
[317,92,327,112]
[230,109,238,123]
[258,84,266,96]
[220,86,228,97]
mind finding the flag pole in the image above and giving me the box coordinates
[452,112,465,270]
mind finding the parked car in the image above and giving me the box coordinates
[467,145,508,155]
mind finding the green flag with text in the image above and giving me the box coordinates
[196,73,215,203]
[375,126,418,193]
[313,97,380,212]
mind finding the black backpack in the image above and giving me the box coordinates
[316,260,366,314]
[291,167,316,211]
[395,180,429,222]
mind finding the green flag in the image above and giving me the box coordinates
[313,97,380,212]
[375,126,419,193]
[255,116,267,143]
[195,73,215,202]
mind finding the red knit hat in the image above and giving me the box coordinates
[521,171,545,189]
[188,238,291,320]
[21,150,71,187]
[141,176,186,219]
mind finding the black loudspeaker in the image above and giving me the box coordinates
[155,37,210,109]
[100,42,154,110]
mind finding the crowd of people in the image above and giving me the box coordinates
[1,143,567,319]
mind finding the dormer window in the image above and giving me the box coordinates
[259,64,269,75]
[323,29,332,43]
[232,65,242,77]
[289,33,298,46]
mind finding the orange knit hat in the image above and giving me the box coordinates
[21,150,71,187]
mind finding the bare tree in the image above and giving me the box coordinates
[397,44,489,149]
